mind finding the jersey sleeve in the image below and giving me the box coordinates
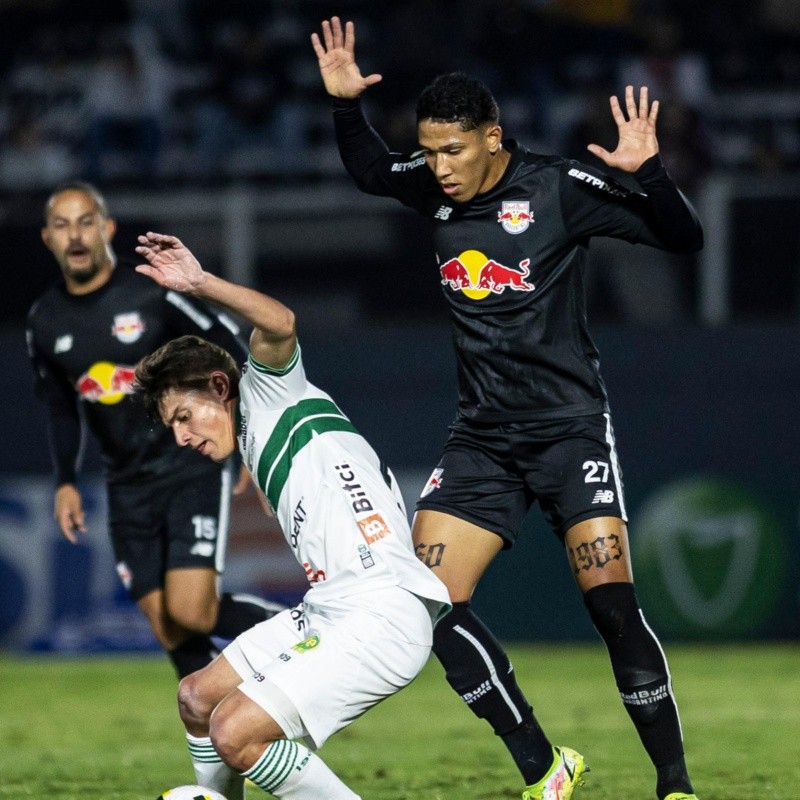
[242,343,308,409]
[333,97,432,212]
[161,289,249,364]
[559,155,703,253]
[25,315,84,486]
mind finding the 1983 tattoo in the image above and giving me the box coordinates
[568,533,624,574]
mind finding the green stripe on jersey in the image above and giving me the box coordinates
[257,398,358,508]
[248,346,300,376]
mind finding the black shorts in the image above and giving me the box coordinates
[416,413,627,547]
[108,463,233,601]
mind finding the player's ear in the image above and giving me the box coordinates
[41,227,52,250]
[104,217,117,241]
[209,371,231,401]
[486,123,503,155]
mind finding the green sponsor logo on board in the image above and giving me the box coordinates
[633,477,787,638]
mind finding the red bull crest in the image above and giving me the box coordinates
[439,250,535,300]
[497,201,533,234]
[76,361,136,405]
[111,312,145,344]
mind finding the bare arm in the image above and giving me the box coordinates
[135,232,296,369]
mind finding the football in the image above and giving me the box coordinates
[156,786,227,800]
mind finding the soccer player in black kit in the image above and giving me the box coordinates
[27,182,283,679]
[313,17,703,800]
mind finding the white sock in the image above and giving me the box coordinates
[186,733,245,800]
[242,740,360,799]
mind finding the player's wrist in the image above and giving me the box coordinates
[332,95,362,110]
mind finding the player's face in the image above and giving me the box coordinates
[41,190,116,291]
[159,387,236,462]
[418,119,505,203]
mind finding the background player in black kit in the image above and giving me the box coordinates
[313,17,703,800]
[27,181,283,679]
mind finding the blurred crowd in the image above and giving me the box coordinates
[0,0,798,191]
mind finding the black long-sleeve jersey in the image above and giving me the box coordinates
[334,98,703,423]
[26,263,249,485]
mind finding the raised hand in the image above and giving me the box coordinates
[311,16,382,99]
[135,231,206,293]
[587,85,660,173]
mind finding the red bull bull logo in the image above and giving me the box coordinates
[439,250,535,300]
[497,201,533,234]
[76,361,137,405]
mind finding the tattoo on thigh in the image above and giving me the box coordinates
[569,533,624,574]
[415,541,446,568]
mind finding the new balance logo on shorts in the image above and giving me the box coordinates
[592,489,615,504]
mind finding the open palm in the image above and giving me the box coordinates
[311,16,382,99]
[135,232,205,292]
[587,85,660,173]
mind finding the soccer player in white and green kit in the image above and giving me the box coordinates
[133,231,450,800]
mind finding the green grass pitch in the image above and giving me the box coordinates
[1,643,798,799]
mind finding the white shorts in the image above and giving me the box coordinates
[222,586,433,749]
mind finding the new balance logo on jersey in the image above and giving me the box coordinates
[592,490,615,504]
[434,205,453,220]
[54,334,73,354]
[190,542,215,557]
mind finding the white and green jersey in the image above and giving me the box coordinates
[237,345,450,616]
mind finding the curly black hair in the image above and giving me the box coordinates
[416,72,499,131]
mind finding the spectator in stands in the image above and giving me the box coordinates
[0,113,75,190]
[83,25,170,181]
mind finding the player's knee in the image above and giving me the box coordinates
[583,581,638,642]
[178,672,214,728]
[167,596,218,635]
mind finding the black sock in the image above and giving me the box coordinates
[584,583,693,796]
[168,634,219,679]
[501,720,556,785]
[211,592,285,639]
[656,755,693,800]
[433,602,553,784]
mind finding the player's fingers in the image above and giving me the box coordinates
[344,20,355,53]
[321,19,333,52]
[587,143,611,161]
[624,84,636,119]
[649,99,659,126]
[56,513,77,543]
[310,33,325,59]
[363,73,382,87]
[638,86,648,119]
[331,16,344,49]
[134,264,159,279]
[609,95,626,127]
[135,244,161,263]
[146,231,181,246]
